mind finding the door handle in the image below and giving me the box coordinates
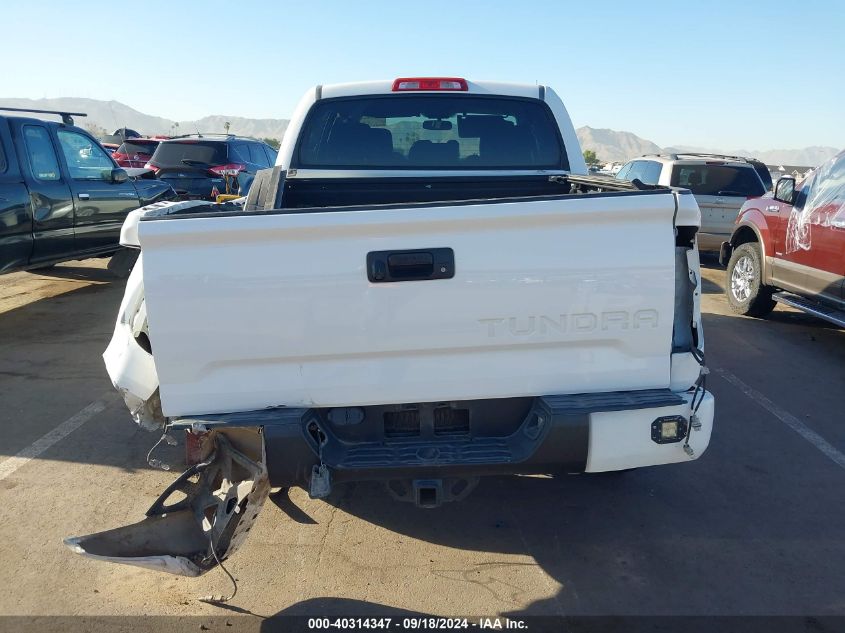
[78,193,90,200]
[367,248,454,283]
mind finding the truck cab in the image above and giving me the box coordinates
[0,108,175,274]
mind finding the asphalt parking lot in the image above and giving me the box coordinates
[0,255,843,627]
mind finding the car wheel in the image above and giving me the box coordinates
[725,243,776,317]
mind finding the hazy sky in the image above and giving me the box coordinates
[3,0,843,150]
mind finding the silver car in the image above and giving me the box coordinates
[616,153,771,252]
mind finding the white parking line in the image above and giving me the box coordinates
[0,399,107,482]
[716,368,845,471]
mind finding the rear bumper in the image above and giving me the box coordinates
[67,389,713,576]
[176,388,714,488]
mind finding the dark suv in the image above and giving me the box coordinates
[145,135,278,200]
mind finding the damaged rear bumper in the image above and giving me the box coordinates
[65,430,269,577]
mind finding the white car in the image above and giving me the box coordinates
[68,77,714,577]
[616,153,771,252]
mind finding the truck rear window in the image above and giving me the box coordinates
[117,141,159,156]
[296,96,564,170]
[150,141,228,167]
[670,165,765,197]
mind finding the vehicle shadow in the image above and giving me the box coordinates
[0,259,119,324]
[698,252,723,270]
[26,261,118,283]
[0,273,121,340]
[254,408,845,618]
[700,275,723,295]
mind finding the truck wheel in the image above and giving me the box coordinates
[725,243,776,317]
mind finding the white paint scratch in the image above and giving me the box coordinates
[0,399,107,482]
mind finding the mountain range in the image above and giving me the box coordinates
[576,126,839,166]
[0,97,290,141]
[0,97,838,167]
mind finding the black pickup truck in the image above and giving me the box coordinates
[0,108,175,274]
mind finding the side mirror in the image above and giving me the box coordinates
[111,168,129,184]
[774,177,796,205]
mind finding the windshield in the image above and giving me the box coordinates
[670,164,765,197]
[296,95,564,170]
[150,141,228,166]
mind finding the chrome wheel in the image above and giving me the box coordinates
[730,255,755,302]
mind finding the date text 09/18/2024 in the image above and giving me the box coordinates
[307,617,527,630]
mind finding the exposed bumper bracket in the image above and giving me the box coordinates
[65,431,269,577]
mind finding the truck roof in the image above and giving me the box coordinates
[0,114,92,140]
[320,79,545,100]
[639,153,763,166]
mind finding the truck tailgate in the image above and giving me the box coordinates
[138,192,680,416]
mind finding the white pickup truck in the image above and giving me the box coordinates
[67,77,713,577]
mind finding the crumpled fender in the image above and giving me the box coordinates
[65,430,270,577]
[103,253,164,430]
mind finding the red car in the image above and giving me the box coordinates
[112,138,163,168]
[720,150,845,327]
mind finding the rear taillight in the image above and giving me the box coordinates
[144,162,160,173]
[112,152,128,161]
[392,77,468,91]
[208,163,246,177]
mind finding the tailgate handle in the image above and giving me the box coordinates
[367,248,454,283]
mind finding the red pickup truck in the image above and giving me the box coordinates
[720,150,844,327]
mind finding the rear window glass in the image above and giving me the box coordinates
[670,165,765,197]
[617,160,662,185]
[150,141,228,167]
[23,125,61,181]
[249,143,270,166]
[749,161,773,191]
[297,96,564,169]
[118,141,159,155]
[230,143,250,163]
